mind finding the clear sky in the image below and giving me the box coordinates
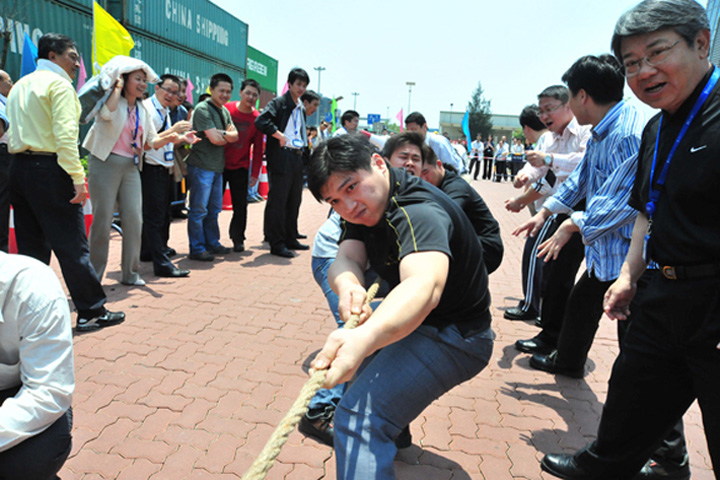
[209,0,706,127]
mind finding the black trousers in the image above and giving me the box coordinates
[0,145,10,252]
[10,155,106,318]
[468,156,481,180]
[140,163,174,274]
[482,157,493,179]
[224,167,249,246]
[264,150,304,250]
[494,159,507,181]
[554,272,614,368]
[575,273,720,478]
[536,214,585,347]
[517,215,555,316]
[0,386,73,480]
[510,159,524,179]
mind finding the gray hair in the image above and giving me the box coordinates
[611,0,710,59]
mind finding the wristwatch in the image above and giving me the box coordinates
[544,154,553,166]
[222,130,227,137]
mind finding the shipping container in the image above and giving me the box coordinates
[246,45,277,94]
[1,0,246,103]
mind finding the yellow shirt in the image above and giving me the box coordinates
[7,60,84,184]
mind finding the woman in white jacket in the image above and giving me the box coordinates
[83,68,195,286]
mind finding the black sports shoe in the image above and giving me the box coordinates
[395,425,412,449]
[298,407,335,447]
[76,310,126,332]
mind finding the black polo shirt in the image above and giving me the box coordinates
[629,66,720,266]
[439,170,503,274]
[340,167,491,331]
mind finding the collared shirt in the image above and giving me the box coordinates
[332,126,348,138]
[283,102,307,148]
[0,93,8,144]
[0,252,74,452]
[425,132,464,172]
[470,140,483,157]
[7,59,84,184]
[543,101,645,281]
[494,142,509,159]
[143,95,173,168]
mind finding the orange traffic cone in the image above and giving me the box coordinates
[222,187,233,210]
[258,160,269,200]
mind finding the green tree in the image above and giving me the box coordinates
[466,82,493,139]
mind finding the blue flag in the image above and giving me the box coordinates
[20,33,38,78]
[461,110,471,148]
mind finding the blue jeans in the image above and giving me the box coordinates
[335,324,494,480]
[187,164,223,254]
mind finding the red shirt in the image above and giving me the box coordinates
[223,101,264,178]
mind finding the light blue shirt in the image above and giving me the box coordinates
[543,101,645,281]
[425,132,464,172]
[0,93,8,143]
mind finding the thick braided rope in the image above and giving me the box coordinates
[243,279,382,480]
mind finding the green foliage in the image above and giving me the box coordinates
[512,127,525,143]
[467,82,493,139]
[80,155,88,176]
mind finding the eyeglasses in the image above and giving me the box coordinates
[538,103,565,115]
[158,85,180,96]
[623,40,681,77]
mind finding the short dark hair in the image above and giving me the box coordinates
[381,132,438,167]
[302,90,320,103]
[159,74,181,90]
[198,93,211,103]
[404,111,426,127]
[240,78,261,93]
[210,73,233,89]
[288,68,310,85]
[308,135,376,202]
[341,110,359,127]
[519,105,546,131]
[561,55,624,105]
[538,85,570,104]
[611,0,709,60]
[38,33,76,60]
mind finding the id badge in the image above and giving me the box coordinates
[164,150,174,163]
[133,154,139,166]
[291,138,304,148]
[642,234,650,264]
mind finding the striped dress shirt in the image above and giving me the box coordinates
[543,101,646,281]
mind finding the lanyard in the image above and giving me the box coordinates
[152,97,169,131]
[646,66,719,219]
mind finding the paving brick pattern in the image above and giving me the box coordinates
[51,178,712,479]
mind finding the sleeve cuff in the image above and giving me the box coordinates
[570,211,584,231]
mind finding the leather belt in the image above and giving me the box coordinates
[661,263,720,280]
[281,147,303,155]
[17,150,57,158]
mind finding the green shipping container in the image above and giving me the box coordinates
[246,45,278,95]
[123,0,247,71]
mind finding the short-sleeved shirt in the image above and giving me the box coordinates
[340,167,491,331]
[439,170,503,274]
[223,102,263,176]
[629,67,720,266]
[187,100,232,172]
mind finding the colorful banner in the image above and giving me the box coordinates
[20,33,38,78]
[396,108,404,132]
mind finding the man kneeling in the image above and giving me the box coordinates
[308,135,494,479]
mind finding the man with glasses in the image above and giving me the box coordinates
[141,74,193,277]
[510,86,590,358]
[541,1,719,478]
[223,79,264,253]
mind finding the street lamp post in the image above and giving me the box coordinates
[314,66,326,95]
[406,81,415,113]
[351,92,359,110]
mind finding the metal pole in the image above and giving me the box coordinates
[406,81,415,114]
[351,92,359,110]
[314,66,326,95]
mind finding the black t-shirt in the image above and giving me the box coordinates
[629,67,720,266]
[340,168,491,331]
[439,170,503,274]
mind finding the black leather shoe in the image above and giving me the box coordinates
[395,425,412,449]
[76,310,126,332]
[233,243,245,252]
[189,251,215,261]
[504,306,539,321]
[207,244,231,254]
[271,247,295,258]
[515,336,554,355]
[155,267,190,278]
[298,410,334,447]
[530,350,584,378]
[287,241,309,250]
[541,453,594,479]
[296,233,308,239]
[164,247,177,257]
[633,457,690,480]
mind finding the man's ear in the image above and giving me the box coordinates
[371,153,387,171]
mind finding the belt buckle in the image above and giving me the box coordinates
[662,265,677,280]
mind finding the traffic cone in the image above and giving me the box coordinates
[223,187,233,210]
[258,160,269,200]
[8,207,16,254]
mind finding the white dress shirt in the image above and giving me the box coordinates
[0,252,74,452]
[143,95,174,167]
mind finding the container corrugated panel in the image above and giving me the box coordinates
[124,0,247,71]
[1,0,93,80]
[130,30,244,103]
[247,45,278,95]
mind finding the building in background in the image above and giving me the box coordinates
[708,0,720,64]
[439,111,519,142]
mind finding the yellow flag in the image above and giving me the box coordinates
[92,1,134,74]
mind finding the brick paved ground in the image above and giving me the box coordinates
[51,177,712,479]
